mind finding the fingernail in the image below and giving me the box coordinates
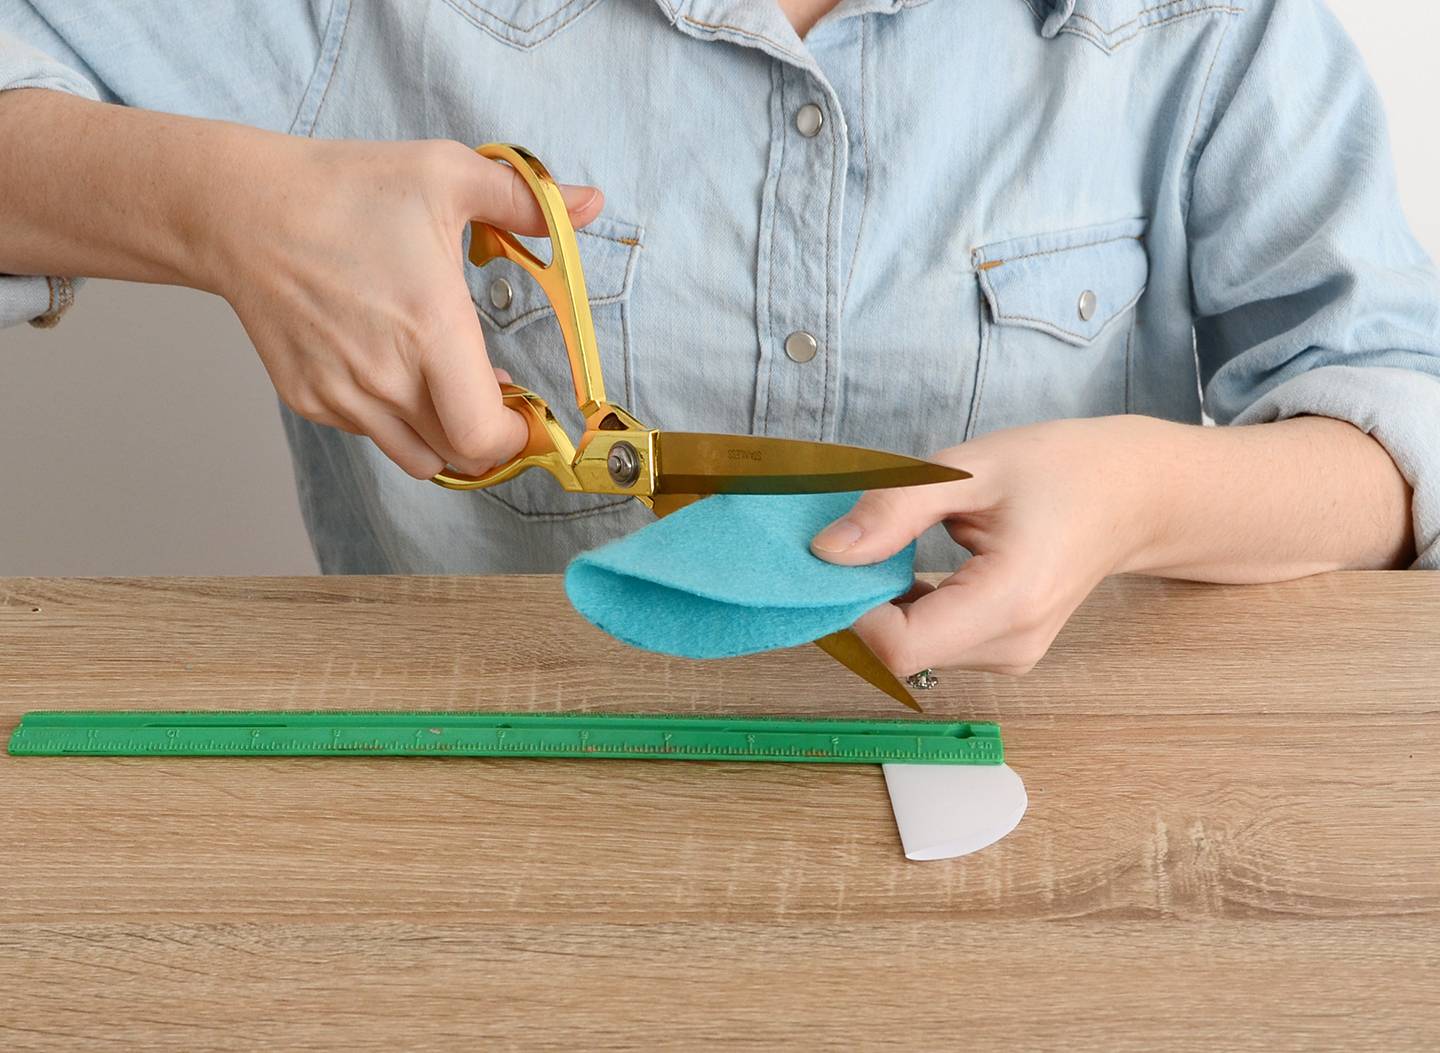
[813,518,863,553]
[560,183,600,211]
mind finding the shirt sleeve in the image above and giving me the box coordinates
[0,27,98,327]
[0,0,339,328]
[1186,0,1440,570]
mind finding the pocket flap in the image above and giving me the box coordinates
[440,0,608,51]
[973,217,1148,347]
[1038,1,1242,52]
[467,214,643,333]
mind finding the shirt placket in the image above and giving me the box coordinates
[661,0,853,444]
[753,55,849,443]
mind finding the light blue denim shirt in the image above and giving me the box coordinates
[4,0,1439,571]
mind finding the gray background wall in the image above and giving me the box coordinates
[2,2,1436,575]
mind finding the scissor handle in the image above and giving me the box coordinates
[432,384,578,492]
[468,143,607,417]
[433,383,657,500]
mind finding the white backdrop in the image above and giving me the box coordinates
[1,1,1435,574]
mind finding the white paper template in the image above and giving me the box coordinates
[882,762,1027,861]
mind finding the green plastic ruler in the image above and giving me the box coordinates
[7,710,1003,766]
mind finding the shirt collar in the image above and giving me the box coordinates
[653,0,934,66]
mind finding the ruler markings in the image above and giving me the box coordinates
[8,711,1004,766]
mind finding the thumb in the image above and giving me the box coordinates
[460,152,604,236]
[811,486,952,566]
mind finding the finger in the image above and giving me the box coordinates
[891,579,937,608]
[852,555,1018,675]
[422,317,528,474]
[458,152,604,235]
[273,380,365,436]
[348,402,447,480]
[811,475,976,567]
[321,417,365,437]
[296,405,365,436]
[361,336,519,473]
[399,395,472,474]
[348,362,472,472]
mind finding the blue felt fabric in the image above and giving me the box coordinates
[563,492,916,658]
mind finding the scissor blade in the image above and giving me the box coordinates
[653,433,970,496]
[813,629,923,713]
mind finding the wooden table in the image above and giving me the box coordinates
[2,574,1437,1050]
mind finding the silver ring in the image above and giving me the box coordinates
[905,668,939,690]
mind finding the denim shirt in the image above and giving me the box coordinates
[4,0,1439,571]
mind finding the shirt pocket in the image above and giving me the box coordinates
[967,216,1149,438]
[437,0,609,50]
[465,213,643,520]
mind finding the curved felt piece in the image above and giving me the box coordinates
[564,492,916,658]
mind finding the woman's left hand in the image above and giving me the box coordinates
[810,416,1160,677]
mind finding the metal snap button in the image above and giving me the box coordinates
[795,103,824,138]
[784,331,818,363]
[1077,289,1097,322]
[489,277,514,311]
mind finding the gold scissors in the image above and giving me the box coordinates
[433,143,970,711]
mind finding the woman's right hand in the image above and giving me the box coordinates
[208,136,604,479]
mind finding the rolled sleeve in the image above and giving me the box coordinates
[1,273,78,328]
[0,29,99,328]
[1188,0,1440,569]
[0,28,99,98]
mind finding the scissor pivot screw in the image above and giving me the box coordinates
[607,441,641,487]
[906,668,939,690]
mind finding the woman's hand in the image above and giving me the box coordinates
[811,413,1414,678]
[0,92,603,479]
[209,137,604,479]
[810,417,1157,677]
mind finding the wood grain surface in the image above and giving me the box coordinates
[2,574,1438,1050]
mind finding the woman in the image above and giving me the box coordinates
[0,0,1435,678]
